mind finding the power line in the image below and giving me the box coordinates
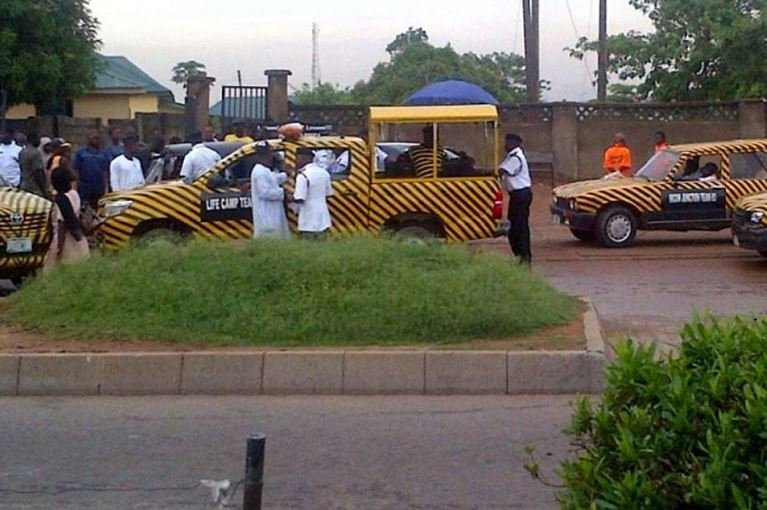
[512,0,522,54]
[311,22,321,88]
[564,0,596,89]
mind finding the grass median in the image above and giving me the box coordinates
[5,237,578,347]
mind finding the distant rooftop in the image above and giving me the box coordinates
[95,54,174,102]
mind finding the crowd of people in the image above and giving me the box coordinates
[0,123,251,268]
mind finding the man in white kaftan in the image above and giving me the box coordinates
[250,145,290,238]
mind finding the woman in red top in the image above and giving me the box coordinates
[654,131,669,152]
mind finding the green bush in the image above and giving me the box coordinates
[559,317,767,509]
[6,237,577,347]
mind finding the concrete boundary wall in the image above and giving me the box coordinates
[0,302,607,397]
[291,100,767,183]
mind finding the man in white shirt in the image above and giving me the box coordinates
[328,150,350,175]
[293,149,334,237]
[180,131,221,182]
[0,129,23,187]
[250,144,289,238]
[110,134,145,192]
[499,133,532,265]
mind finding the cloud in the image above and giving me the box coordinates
[91,0,652,103]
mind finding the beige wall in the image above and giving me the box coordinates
[74,95,130,120]
[73,93,160,122]
[128,95,159,117]
[6,104,36,120]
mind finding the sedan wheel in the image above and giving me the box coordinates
[597,206,638,248]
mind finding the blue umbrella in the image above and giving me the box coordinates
[406,80,499,106]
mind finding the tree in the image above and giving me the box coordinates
[567,0,767,101]
[0,0,101,128]
[386,27,429,57]
[353,29,532,105]
[171,60,207,87]
[293,82,357,106]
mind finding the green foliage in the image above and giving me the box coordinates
[386,26,429,57]
[560,316,767,509]
[171,60,207,86]
[296,27,531,106]
[0,0,101,121]
[5,238,577,347]
[353,28,530,104]
[607,84,642,104]
[567,0,767,101]
[293,82,357,106]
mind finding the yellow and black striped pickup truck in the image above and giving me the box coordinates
[551,140,767,248]
[732,192,767,257]
[96,135,501,249]
[97,105,503,249]
[0,188,53,282]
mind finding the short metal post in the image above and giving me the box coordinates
[243,433,266,510]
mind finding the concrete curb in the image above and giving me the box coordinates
[0,301,608,397]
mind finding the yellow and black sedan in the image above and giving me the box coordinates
[0,188,54,282]
[551,140,767,248]
[732,192,767,258]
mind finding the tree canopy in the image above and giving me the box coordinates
[0,0,101,126]
[568,0,767,101]
[171,60,207,86]
[294,27,532,106]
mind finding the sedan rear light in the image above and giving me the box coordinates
[492,191,504,220]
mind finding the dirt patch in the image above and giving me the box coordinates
[0,314,585,353]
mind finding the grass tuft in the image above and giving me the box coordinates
[5,238,578,347]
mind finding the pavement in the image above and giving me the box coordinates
[0,395,576,510]
[474,181,767,354]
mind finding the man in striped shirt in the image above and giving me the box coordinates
[406,126,447,179]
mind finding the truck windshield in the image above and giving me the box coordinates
[635,151,681,181]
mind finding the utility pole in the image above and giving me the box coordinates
[522,0,540,103]
[311,22,321,89]
[597,0,608,102]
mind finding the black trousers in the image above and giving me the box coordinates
[507,188,533,263]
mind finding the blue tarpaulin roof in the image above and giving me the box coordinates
[406,80,499,106]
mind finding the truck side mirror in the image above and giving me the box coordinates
[207,173,227,189]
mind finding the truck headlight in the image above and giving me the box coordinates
[104,200,133,218]
[751,211,765,224]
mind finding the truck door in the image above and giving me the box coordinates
[292,141,371,234]
[198,153,256,240]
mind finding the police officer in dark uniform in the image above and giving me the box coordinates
[499,133,532,265]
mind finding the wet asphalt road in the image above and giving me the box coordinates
[476,182,767,351]
[0,396,575,510]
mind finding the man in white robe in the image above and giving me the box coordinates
[250,145,290,238]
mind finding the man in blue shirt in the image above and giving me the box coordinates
[73,132,110,209]
[105,126,125,160]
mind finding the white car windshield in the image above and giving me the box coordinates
[635,151,681,181]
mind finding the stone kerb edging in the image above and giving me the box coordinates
[0,300,607,397]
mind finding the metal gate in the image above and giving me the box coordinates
[220,85,269,132]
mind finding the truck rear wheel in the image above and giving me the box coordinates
[395,224,437,240]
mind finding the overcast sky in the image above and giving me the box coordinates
[90,0,653,104]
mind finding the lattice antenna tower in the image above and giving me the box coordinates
[312,22,321,89]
